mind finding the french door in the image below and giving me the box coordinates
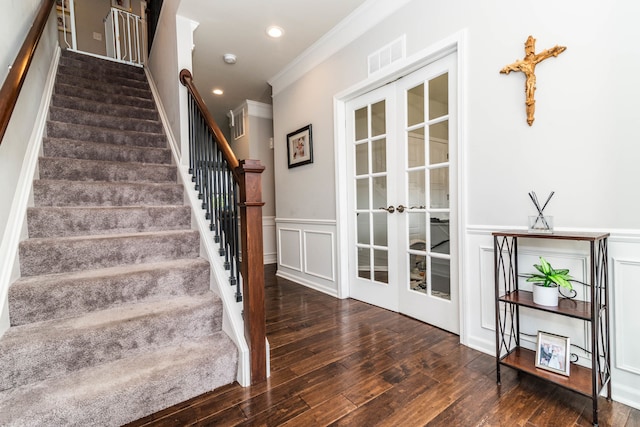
[346,53,459,334]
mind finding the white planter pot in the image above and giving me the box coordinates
[532,283,559,307]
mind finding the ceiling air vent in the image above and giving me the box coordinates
[368,35,406,76]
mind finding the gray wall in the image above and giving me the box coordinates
[0,5,59,245]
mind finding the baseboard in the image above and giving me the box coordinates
[276,269,340,298]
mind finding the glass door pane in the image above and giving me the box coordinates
[354,101,389,286]
[404,72,451,300]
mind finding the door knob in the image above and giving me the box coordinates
[396,205,406,213]
[379,206,395,213]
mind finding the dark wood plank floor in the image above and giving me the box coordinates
[128,265,639,427]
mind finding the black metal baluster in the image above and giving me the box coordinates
[212,147,222,241]
[188,94,195,176]
[202,130,212,215]
[184,94,243,303]
[215,149,225,252]
[232,182,241,302]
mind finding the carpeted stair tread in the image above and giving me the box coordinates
[0,293,222,391]
[0,50,238,425]
[33,179,184,207]
[19,229,200,276]
[39,157,176,183]
[9,258,211,326]
[59,51,147,80]
[42,137,171,164]
[47,120,166,148]
[54,82,156,109]
[49,106,163,134]
[26,205,191,238]
[0,333,237,427]
[57,63,151,91]
[51,93,159,121]
[56,72,152,99]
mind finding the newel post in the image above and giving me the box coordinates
[236,159,267,384]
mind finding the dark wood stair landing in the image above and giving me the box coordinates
[128,265,639,426]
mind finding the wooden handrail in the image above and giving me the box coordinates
[180,68,267,384]
[0,0,56,144]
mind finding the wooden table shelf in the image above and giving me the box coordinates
[500,347,597,397]
[493,231,611,427]
[498,290,594,321]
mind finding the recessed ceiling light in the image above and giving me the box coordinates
[212,89,223,95]
[223,53,237,64]
[266,26,284,38]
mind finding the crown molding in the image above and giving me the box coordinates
[230,100,273,120]
[268,0,413,96]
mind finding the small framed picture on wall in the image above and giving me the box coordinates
[286,124,313,168]
[111,0,131,11]
[56,11,71,33]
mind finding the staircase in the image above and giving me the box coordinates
[0,50,238,426]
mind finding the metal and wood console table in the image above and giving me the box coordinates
[493,231,611,426]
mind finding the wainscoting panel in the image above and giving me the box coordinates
[276,219,338,297]
[610,255,640,408]
[278,228,302,271]
[303,230,335,282]
[613,258,640,376]
[263,216,277,264]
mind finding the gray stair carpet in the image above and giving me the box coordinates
[0,50,238,426]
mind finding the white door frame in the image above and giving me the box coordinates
[333,30,468,342]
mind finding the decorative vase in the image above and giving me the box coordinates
[528,215,553,233]
[532,283,559,307]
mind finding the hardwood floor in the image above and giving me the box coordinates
[128,265,640,427]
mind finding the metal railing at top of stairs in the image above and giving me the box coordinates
[104,7,144,66]
[0,0,56,144]
[179,69,267,385]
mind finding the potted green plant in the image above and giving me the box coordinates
[521,256,576,306]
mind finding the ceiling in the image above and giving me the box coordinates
[177,0,369,128]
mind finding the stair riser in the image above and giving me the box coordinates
[27,206,191,238]
[56,73,152,100]
[39,157,176,183]
[54,83,155,110]
[19,231,200,276]
[42,138,171,164]
[47,121,166,148]
[9,260,210,326]
[0,296,222,391]
[57,64,150,91]
[49,107,163,134]
[33,181,184,207]
[51,94,159,121]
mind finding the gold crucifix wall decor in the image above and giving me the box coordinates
[500,35,566,126]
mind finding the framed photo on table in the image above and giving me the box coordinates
[535,331,570,376]
[286,124,313,168]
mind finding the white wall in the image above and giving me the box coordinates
[0,1,58,244]
[271,0,640,408]
[0,4,60,335]
[147,0,182,148]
